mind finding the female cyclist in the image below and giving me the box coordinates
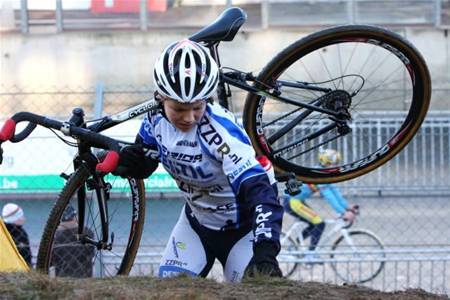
[113,39,283,282]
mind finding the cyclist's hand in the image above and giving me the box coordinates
[111,144,158,179]
[244,241,283,279]
[342,209,356,223]
[351,204,360,214]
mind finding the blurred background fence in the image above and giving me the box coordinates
[1,0,450,296]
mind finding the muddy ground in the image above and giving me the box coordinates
[0,272,448,300]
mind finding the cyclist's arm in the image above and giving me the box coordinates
[199,105,283,276]
[112,113,159,179]
[203,105,283,247]
[137,112,159,148]
[295,184,315,200]
[318,184,349,214]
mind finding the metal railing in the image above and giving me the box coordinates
[264,112,450,195]
[99,247,450,294]
[1,83,449,194]
[339,113,450,194]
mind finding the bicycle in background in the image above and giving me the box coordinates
[278,205,386,283]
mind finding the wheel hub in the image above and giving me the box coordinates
[322,90,352,120]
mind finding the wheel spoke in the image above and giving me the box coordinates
[37,169,145,278]
[244,25,429,183]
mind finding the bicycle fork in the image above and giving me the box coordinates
[67,156,115,250]
[338,229,357,252]
[86,173,114,250]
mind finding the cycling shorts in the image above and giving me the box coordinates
[159,205,253,283]
[283,197,323,225]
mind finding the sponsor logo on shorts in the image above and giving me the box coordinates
[171,238,186,258]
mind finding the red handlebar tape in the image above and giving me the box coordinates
[0,119,16,142]
[96,151,120,173]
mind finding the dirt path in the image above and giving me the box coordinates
[0,272,448,300]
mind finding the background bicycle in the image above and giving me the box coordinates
[278,206,385,283]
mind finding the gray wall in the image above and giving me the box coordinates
[1,27,449,110]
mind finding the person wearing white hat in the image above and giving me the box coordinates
[2,203,32,266]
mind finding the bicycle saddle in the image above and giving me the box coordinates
[189,7,247,43]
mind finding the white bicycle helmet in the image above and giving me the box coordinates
[153,39,219,103]
[318,149,342,166]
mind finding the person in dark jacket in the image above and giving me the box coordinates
[51,205,95,277]
[2,203,32,266]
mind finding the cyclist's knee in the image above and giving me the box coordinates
[311,215,323,224]
[316,221,326,233]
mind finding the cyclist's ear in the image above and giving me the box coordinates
[154,91,165,112]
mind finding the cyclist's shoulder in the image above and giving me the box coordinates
[140,110,164,129]
[203,103,243,128]
[207,101,234,115]
[200,103,250,144]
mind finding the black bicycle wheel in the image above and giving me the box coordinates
[278,232,299,278]
[330,230,385,284]
[36,165,146,277]
[243,25,431,183]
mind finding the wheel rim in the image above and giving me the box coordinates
[247,27,430,183]
[330,231,385,283]
[41,174,144,277]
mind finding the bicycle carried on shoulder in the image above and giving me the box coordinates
[0,7,430,277]
[278,206,385,283]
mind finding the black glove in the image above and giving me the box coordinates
[112,144,158,179]
[244,241,283,278]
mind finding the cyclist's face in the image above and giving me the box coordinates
[162,97,206,132]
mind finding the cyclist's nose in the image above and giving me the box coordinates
[182,110,195,123]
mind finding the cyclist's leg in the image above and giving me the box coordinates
[289,199,325,251]
[303,222,325,251]
[221,230,253,282]
[159,207,215,278]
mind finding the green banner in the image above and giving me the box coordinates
[0,173,178,193]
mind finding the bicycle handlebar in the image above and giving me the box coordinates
[0,112,120,173]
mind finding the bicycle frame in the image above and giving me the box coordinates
[69,99,164,249]
[0,75,346,251]
[282,218,356,254]
[206,47,350,158]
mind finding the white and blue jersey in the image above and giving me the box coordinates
[138,102,282,234]
[138,102,283,282]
